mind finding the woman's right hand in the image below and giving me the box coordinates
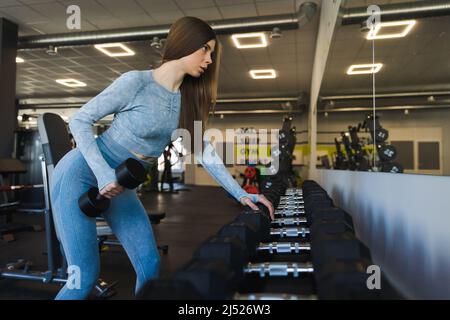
[99,181,124,199]
[240,194,275,221]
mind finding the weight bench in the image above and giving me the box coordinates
[0,114,118,298]
[0,159,43,242]
[2,113,170,297]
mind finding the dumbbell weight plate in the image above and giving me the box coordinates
[115,158,147,188]
[381,162,403,173]
[78,187,110,217]
[377,144,397,161]
[375,128,389,143]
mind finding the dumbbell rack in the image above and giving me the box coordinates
[137,181,401,300]
[237,188,317,299]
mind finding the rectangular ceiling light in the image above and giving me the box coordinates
[56,79,87,87]
[16,57,24,63]
[94,43,135,57]
[346,63,383,75]
[232,32,267,49]
[249,69,277,79]
[367,20,416,40]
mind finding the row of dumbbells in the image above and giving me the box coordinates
[237,181,378,299]
[137,180,380,299]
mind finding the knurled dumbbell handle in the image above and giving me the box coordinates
[274,210,306,217]
[277,206,305,211]
[280,196,303,200]
[278,204,305,209]
[244,262,314,277]
[234,293,317,300]
[270,227,310,238]
[271,217,307,226]
[257,242,311,254]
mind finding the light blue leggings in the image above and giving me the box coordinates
[50,133,160,300]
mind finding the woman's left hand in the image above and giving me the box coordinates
[240,194,275,221]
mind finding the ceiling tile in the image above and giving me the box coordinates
[0,5,48,24]
[215,0,253,5]
[0,0,21,7]
[174,0,215,10]
[256,0,295,16]
[218,3,257,19]
[96,0,148,17]
[149,10,184,25]
[135,0,178,13]
[183,7,222,21]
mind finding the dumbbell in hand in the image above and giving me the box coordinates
[79,158,146,218]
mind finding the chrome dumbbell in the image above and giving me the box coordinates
[286,188,303,193]
[280,194,303,198]
[234,293,317,300]
[278,201,304,205]
[274,209,305,217]
[279,200,305,204]
[281,193,303,197]
[271,217,307,226]
[279,196,304,201]
[280,195,303,199]
[279,199,304,204]
[244,262,314,277]
[277,207,305,212]
[279,202,304,207]
[277,204,305,209]
[270,227,310,238]
[281,194,302,198]
[279,206,303,210]
[275,207,305,211]
[257,242,311,254]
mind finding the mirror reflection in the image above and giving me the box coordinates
[317,1,450,176]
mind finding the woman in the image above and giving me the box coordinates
[50,16,274,300]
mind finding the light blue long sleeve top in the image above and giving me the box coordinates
[69,70,258,203]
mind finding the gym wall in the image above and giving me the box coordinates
[316,169,450,299]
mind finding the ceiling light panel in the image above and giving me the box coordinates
[250,69,277,79]
[232,33,268,49]
[55,79,87,87]
[367,20,416,40]
[94,43,135,57]
[346,63,383,75]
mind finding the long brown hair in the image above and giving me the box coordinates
[160,17,222,144]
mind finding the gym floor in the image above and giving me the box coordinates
[0,185,240,300]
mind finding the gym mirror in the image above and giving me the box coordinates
[317,1,450,176]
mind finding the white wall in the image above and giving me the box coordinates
[316,169,450,299]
